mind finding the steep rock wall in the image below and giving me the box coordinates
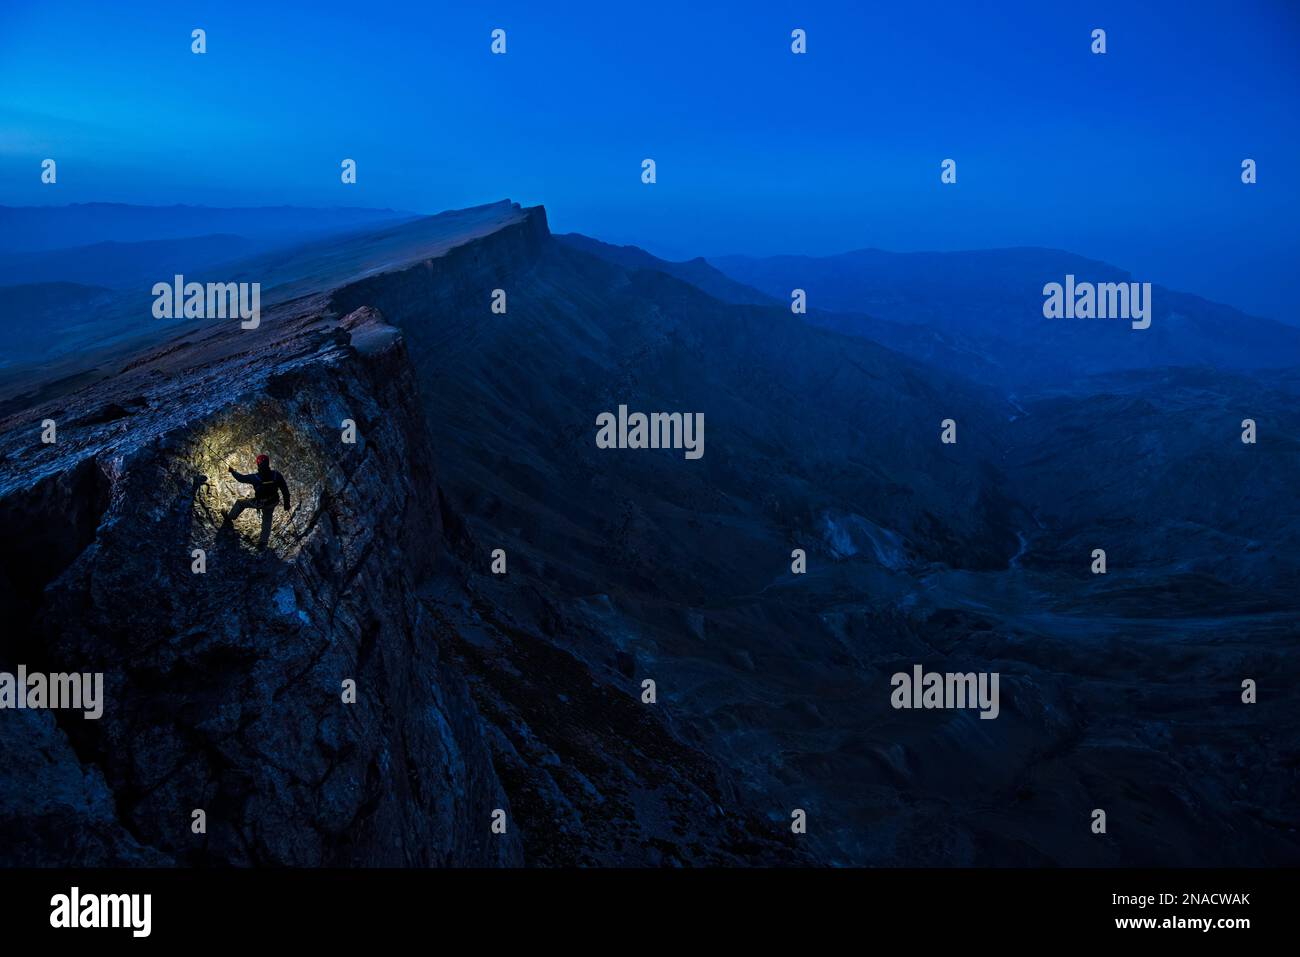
[0,305,521,866]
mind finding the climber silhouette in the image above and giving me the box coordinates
[224,453,291,551]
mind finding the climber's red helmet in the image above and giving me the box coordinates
[256,454,270,467]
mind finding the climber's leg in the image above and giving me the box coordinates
[258,504,275,550]
[227,497,256,522]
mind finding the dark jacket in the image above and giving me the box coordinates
[230,465,290,509]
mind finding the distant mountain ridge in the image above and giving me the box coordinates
[0,234,259,289]
[708,247,1300,386]
[555,233,775,306]
[0,202,418,253]
[0,201,526,375]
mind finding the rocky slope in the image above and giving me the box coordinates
[335,209,1296,866]
[0,204,806,866]
[4,201,1294,867]
[0,297,526,865]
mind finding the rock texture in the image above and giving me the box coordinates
[0,204,805,867]
[0,297,520,865]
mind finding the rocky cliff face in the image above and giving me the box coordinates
[0,297,521,865]
[0,205,804,867]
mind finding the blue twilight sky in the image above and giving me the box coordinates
[1,0,1297,321]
